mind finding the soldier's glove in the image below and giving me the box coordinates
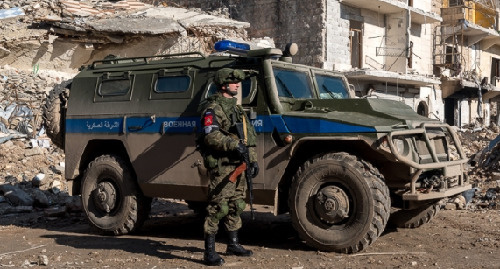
[249,162,259,178]
[235,142,249,162]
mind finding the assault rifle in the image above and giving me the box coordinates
[229,122,255,220]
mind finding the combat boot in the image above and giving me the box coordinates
[204,233,225,266]
[226,230,253,256]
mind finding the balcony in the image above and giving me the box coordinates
[340,0,442,24]
[344,69,441,87]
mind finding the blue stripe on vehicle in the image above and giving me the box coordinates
[66,115,376,134]
[282,116,376,133]
[66,118,124,133]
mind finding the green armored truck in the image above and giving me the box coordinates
[43,40,471,253]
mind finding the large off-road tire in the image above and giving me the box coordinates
[185,200,207,215]
[389,201,440,229]
[289,152,390,253]
[81,155,151,235]
[42,80,71,149]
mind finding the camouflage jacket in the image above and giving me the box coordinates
[200,93,257,168]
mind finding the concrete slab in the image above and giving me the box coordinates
[344,69,440,87]
[483,87,500,100]
[45,6,248,37]
[341,0,440,24]
[88,17,186,35]
[60,0,150,17]
[341,0,405,14]
[409,6,442,24]
[134,7,249,29]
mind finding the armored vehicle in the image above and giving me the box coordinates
[43,40,471,253]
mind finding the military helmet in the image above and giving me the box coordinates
[214,68,245,85]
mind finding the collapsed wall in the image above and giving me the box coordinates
[0,0,252,74]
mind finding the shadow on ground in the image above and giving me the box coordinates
[28,199,305,265]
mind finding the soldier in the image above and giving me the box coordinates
[199,68,259,266]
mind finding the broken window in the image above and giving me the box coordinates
[491,58,500,86]
[448,0,464,7]
[349,20,363,69]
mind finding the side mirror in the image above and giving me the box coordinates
[248,107,257,120]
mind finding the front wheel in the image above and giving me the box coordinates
[289,152,390,253]
[81,155,151,235]
[389,201,440,228]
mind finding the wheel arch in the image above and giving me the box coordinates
[276,137,387,214]
[73,139,132,195]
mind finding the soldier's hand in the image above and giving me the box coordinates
[249,162,259,178]
[235,142,249,160]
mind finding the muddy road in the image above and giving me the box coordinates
[0,200,499,269]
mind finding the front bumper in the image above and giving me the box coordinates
[385,122,470,201]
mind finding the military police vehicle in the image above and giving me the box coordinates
[43,40,471,253]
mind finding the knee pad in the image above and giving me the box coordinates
[212,201,229,220]
[233,198,246,215]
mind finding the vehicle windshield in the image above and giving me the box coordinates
[273,68,313,98]
[316,75,349,99]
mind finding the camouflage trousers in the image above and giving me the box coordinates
[204,164,247,235]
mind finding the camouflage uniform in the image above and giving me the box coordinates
[201,93,257,235]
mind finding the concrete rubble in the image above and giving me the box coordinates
[0,65,78,219]
[443,125,500,211]
[0,0,254,72]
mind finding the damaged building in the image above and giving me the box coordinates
[0,0,258,72]
[165,0,500,127]
[2,0,500,127]
[437,0,500,127]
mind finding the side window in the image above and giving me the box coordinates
[150,69,195,100]
[274,68,313,98]
[95,73,133,102]
[100,79,130,96]
[155,76,190,93]
[316,75,349,99]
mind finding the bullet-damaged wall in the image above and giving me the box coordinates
[361,9,386,70]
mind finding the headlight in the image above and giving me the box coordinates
[393,138,411,157]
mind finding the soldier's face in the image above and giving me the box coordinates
[222,82,240,97]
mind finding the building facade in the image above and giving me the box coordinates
[166,0,500,127]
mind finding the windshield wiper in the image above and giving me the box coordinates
[322,84,337,99]
[276,76,294,98]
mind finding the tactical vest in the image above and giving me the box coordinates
[199,94,257,170]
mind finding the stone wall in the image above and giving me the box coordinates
[325,2,351,71]
[166,0,326,67]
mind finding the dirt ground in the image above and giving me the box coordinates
[0,2,499,268]
[0,200,499,269]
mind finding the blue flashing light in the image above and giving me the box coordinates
[214,40,250,52]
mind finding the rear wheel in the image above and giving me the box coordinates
[389,201,440,228]
[42,80,71,148]
[289,152,390,253]
[185,200,207,216]
[81,155,151,235]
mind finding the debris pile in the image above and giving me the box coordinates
[0,65,77,219]
[443,125,500,210]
